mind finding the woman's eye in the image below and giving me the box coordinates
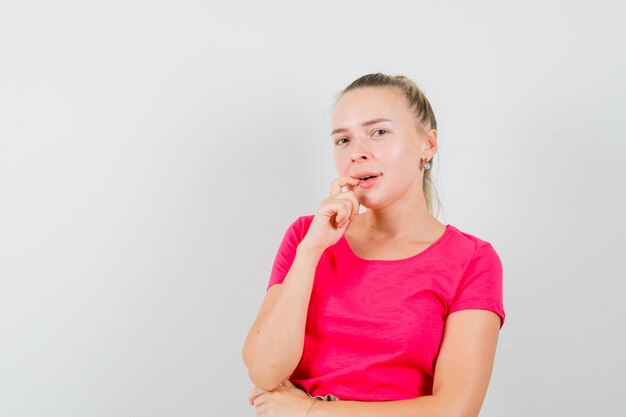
[374,129,386,136]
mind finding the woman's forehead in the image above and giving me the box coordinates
[332,87,410,128]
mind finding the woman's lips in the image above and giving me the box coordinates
[358,175,379,189]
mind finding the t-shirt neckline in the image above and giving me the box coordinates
[338,224,453,263]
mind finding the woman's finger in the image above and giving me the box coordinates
[329,176,360,197]
[248,387,266,406]
[333,191,360,220]
[330,200,351,226]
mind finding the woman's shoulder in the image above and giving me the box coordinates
[290,214,315,228]
[300,214,315,224]
[446,224,501,260]
[280,214,315,241]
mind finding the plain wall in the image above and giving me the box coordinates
[1,1,625,416]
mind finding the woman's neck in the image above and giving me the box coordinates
[357,198,440,241]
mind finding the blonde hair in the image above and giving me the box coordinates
[332,72,443,219]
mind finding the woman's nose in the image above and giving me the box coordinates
[351,152,367,163]
[350,138,370,163]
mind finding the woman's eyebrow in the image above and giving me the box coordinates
[331,118,393,136]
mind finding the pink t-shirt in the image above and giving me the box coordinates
[266,214,505,401]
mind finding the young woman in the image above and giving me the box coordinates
[242,73,506,417]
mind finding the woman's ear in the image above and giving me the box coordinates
[422,128,438,158]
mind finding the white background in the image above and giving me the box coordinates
[1,1,625,416]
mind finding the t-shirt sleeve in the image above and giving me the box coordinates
[448,242,506,329]
[266,216,307,291]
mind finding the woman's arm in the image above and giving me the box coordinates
[242,241,323,392]
[310,309,502,417]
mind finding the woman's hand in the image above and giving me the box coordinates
[248,379,314,417]
[301,176,361,252]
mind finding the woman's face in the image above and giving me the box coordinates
[331,86,435,210]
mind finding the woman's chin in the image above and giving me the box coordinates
[357,196,383,210]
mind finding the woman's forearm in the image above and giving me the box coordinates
[310,394,457,417]
[243,241,323,391]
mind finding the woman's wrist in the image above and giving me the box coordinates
[297,239,325,258]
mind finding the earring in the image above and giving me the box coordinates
[423,159,432,170]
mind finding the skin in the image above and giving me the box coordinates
[249,86,501,417]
